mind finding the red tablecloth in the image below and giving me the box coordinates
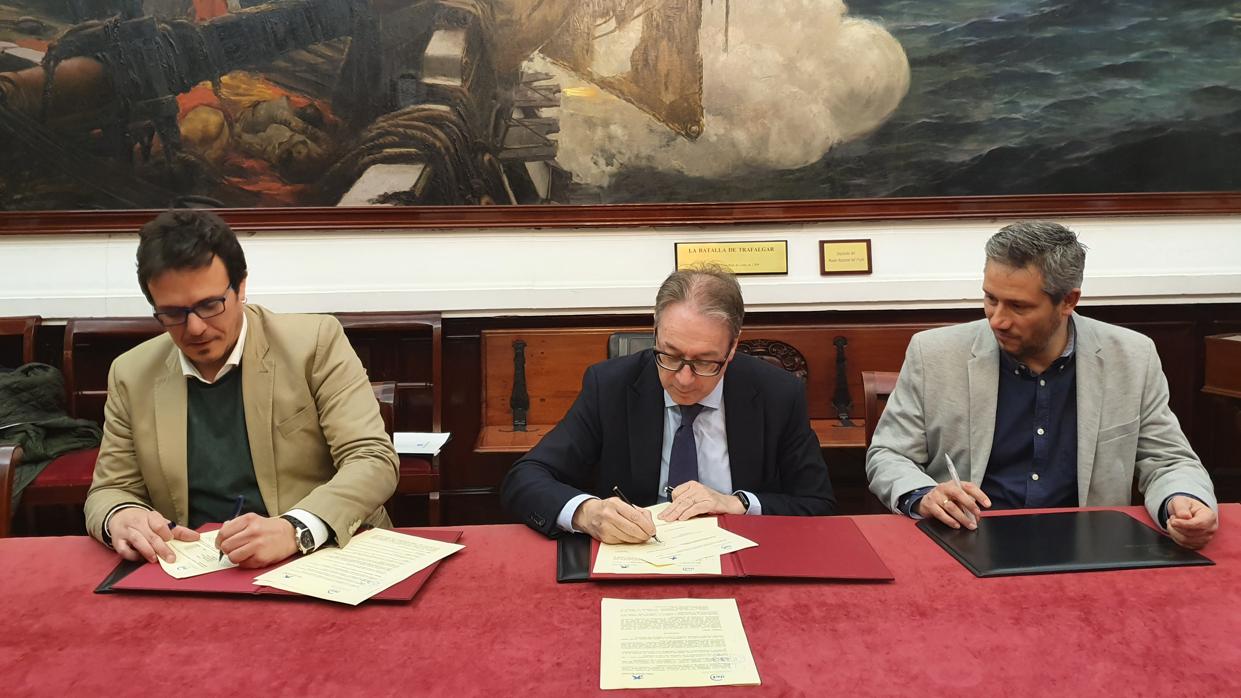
[2,506,1238,696]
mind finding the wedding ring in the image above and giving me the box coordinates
[942,498,951,506]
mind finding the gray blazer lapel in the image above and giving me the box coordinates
[628,356,665,500]
[1074,315,1103,505]
[967,324,999,484]
[241,307,280,514]
[154,349,189,524]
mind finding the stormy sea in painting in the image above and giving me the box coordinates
[585,0,1241,203]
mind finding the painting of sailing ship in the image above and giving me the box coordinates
[0,0,1237,211]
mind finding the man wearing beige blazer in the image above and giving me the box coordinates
[867,221,1217,550]
[86,210,398,567]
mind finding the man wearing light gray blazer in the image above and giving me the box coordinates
[866,221,1218,550]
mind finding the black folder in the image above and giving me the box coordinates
[917,510,1214,578]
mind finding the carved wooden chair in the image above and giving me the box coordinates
[736,338,809,384]
[862,370,900,448]
[1,317,44,536]
[336,312,443,525]
[14,318,163,534]
[0,315,39,368]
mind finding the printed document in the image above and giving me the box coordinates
[599,598,760,690]
[159,530,238,579]
[253,528,464,605]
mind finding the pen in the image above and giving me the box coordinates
[612,486,661,543]
[943,454,976,526]
[218,495,246,561]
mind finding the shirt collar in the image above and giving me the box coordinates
[663,375,725,410]
[179,311,248,384]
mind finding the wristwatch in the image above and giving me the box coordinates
[281,514,315,554]
[734,490,751,513]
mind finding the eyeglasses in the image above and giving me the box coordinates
[152,287,232,327]
[653,349,727,377]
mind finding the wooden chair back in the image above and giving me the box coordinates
[863,370,901,448]
[0,315,40,368]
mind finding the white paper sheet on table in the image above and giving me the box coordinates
[599,597,760,690]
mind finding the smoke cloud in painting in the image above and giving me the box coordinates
[530,0,911,186]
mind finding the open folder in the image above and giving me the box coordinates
[557,515,893,583]
[95,528,463,602]
[917,510,1214,577]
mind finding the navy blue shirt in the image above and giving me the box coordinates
[981,337,1078,509]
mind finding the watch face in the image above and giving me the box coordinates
[298,529,315,552]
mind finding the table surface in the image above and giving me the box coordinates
[2,505,1238,697]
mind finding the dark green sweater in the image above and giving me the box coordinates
[186,368,267,527]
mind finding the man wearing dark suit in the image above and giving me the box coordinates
[501,266,835,543]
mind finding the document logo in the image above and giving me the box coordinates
[709,674,725,681]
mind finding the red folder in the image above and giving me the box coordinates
[97,528,464,602]
[563,516,893,582]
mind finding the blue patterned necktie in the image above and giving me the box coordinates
[667,403,705,489]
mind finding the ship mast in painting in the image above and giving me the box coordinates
[0,0,719,209]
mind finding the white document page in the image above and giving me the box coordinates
[594,527,723,575]
[253,528,463,605]
[599,598,761,690]
[393,432,451,455]
[633,523,757,565]
[159,530,238,579]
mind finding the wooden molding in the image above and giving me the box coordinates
[2,191,1238,235]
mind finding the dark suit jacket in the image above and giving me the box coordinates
[501,350,836,536]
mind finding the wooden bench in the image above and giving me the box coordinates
[476,323,942,453]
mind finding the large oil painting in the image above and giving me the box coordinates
[0,1,1237,218]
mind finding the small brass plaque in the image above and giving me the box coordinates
[820,239,872,275]
[674,241,788,275]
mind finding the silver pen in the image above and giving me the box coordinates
[943,453,977,526]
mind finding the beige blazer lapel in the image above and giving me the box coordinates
[153,348,189,524]
[1073,315,1103,505]
[240,306,280,515]
[967,323,999,485]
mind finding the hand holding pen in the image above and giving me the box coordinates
[569,488,659,544]
[612,487,661,543]
[218,495,246,561]
[916,454,991,530]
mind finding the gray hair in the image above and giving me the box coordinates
[985,221,1087,303]
[653,264,745,341]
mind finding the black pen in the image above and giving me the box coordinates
[218,495,246,561]
[612,486,661,543]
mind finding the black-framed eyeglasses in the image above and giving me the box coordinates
[653,349,727,377]
[152,287,232,327]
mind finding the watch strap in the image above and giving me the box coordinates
[733,490,751,513]
[280,514,315,554]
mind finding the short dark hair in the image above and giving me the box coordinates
[985,220,1087,304]
[136,210,248,305]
